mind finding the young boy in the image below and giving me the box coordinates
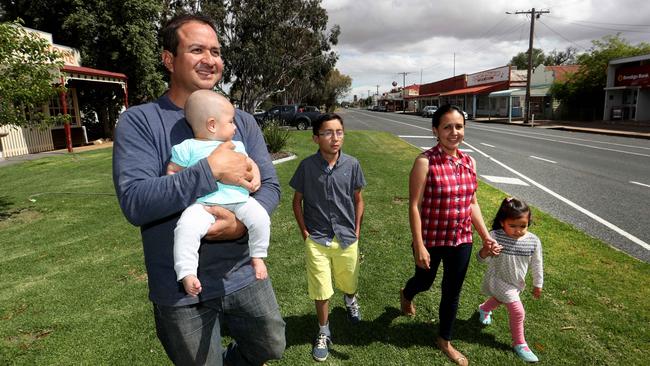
[168,90,270,296]
[290,113,366,362]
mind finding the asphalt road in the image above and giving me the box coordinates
[338,108,650,263]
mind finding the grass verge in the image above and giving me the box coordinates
[0,131,648,365]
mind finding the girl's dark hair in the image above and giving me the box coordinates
[431,104,465,128]
[492,197,532,231]
[313,113,344,135]
[160,14,218,56]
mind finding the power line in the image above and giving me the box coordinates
[537,19,589,51]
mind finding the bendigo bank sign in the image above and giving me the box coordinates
[615,65,650,87]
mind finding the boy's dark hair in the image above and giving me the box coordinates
[431,104,465,128]
[312,113,344,135]
[492,197,532,231]
[160,14,218,56]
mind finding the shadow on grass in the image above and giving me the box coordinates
[0,195,13,220]
[284,305,511,354]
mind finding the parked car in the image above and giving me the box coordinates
[256,104,323,130]
[376,105,387,112]
[421,105,438,118]
[462,110,469,120]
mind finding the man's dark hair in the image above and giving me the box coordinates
[312,113,344,136]
[160,14,218,55]
[431,104,465,128]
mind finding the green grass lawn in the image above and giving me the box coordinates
[1,131,648,365]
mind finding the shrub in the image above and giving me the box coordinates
[262,119,291,153]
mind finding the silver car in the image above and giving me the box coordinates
[421,105,438,117]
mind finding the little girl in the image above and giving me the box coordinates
[477,197,543,363]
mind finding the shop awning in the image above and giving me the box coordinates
[408,92,440,99]
[60,65,129,107]
[511,86,550,97]
[488,88,521,97]
[439,83,503,96]
[489,86,550,98]
[61,65,128,85]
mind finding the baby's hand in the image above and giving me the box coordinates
[166,162,184,175]
[251,258,268,280]
[182,275,202,296]
[533,287,542,299]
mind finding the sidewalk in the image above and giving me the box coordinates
[0,141,114,167]
[470,117,650,139]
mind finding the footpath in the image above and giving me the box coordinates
[470,117,650,139]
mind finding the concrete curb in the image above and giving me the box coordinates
[272,153,297,165]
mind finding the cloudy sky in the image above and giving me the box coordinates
[321,0,650,100]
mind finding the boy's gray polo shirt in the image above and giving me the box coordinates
[290,150,366,249]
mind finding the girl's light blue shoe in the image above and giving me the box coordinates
[478,307,492,325]
[513,343,539,363]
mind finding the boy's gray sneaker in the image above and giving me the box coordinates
[312,333,332,362]
[344,296,361,323]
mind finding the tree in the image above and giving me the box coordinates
[197,0,339,113]
[509,48,546,70]
[545,46,577,66]
[551,34,650,120]
[321,68,351,112]
[62,0,165,138]
[1,0,166,138]
[0,20,68,128]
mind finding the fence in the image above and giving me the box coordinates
[0,125,54,158]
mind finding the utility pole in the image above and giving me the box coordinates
[397,72,410,113]
[508,8,550,124]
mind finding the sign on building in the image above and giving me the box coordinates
[467,66,510,87]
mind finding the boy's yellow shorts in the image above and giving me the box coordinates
[305,236,359,300]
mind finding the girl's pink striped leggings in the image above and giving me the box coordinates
[480,297,526,345]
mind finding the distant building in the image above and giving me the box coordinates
[488,64,579,121]
[603,53,650,121]
[0,26,127,159]
[410,65,525,118]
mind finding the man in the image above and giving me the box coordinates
[112,14,285,365]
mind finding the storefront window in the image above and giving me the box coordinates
[49,89,79,127]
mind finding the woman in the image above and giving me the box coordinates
[399,104,499,365]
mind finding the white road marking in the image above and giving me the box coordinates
[630,181,650,188]
[465,141,650,251]
[481,176,530,186]
[399,135,434,138]
[530,156,557,164]
[481,143,495,147]
[468,124,650,157]
[459,149,473,153]
[420,146,432,150]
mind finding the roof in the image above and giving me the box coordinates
[62,65,128,81]
[609,53,650,65]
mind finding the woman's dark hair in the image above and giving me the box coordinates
[313,113,344,135]
[492,197,532,231]
[431,104,465,128]
[160,14,218,56]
